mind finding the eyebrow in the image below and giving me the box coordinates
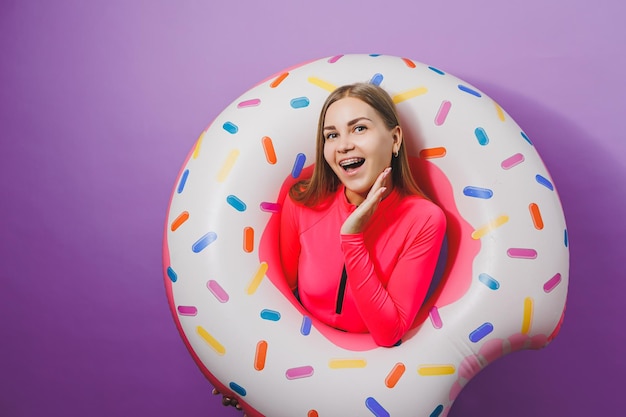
[323,117,372,131]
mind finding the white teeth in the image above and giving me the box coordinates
[339,158,364,167]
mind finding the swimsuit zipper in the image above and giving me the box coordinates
[335,265,348,314]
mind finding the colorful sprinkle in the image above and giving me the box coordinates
[419,147,447,159]
[254,340,268,371]
[193,131,206,159]
[365,397,390,417]
[428,66,445,75]
[521,131,532,145]
[243,227,254,253]
[430,405,445,417]
[469,323,493,343]
[458,84,481,97]
[564,229,569,247]
[463,186,493,199]
[217,149,240,182]
[270,72,289,88]
[262,136,277,164]
[229,382,247,396]
[290,97,310,109]
[434,100,451,126]
[370,73,384,86]
[429,306,443,329]
[308,411,319,417]
[417,365,456,376]
[494,102,506,121]
[167,266,178,283]
[285,366,314,380]
[260,309,281,321]
[521,297,533,334]
[392,87,428,104]
[328,359,367,369]
[177,169,189,193]
[260,202,281,213]
[177,306,198,316]
[197,326,225,355]
[207,280,229,303]
[328,55,343,63]
[300,316,312,335]
[544,273,562,293]
[529,203,544,230]
[402,57,416,68]
[474,127,489,145]
[170,211,189,231]
[385,363,406,388]
[478,273,500,290]
[308,77,336,92]
[501,153,525,169]
[227,195,247,212]
[223,121,238,134]
[292,153,306,178]
[507,248,538,259]
[246,262,268,295]
[237,98,261,108]
[536,174,554,191]
[471,215,509,239]
[192,232,217,253]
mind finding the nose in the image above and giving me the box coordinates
[336,133,354,153]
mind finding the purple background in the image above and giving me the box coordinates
[1,1,624,416]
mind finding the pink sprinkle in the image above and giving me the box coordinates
[543,273,562,293]
[435,100,451,126]
[328,55,343,63]
[207,280,229,303]
[429,306,443,329]
[237,99,261,108]
[260,202,281,213]
[501,153,525,170]
[177,306,198,316]
[285,366,314,380]
[507,248,537,259]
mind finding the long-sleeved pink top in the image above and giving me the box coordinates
[280,185,446,347]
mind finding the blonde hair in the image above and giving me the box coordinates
[290,82,425,206]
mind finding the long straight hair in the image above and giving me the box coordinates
[290,82,425,207]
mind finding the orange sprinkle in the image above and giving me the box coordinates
[254,340,268,371]
[307,411,319,417]
[529,203,544,230]
[243,227,254,253]
[419,147,447,159]
[170,211,189,231]
[270,72,289,88]
[402,57,416,68]
[262,136,277,164]
[385,362,406,388]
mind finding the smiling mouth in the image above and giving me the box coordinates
[339,158,365,172]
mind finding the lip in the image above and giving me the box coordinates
[337,157,365,176]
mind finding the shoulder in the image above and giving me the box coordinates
[393,195,446,228]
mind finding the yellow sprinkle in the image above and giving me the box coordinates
[494,102,506,122]
[217,149,240,183]
[246,262,268,295]
[471,215,509,240]
[328,359,367,369]
[521,297,533,334]
[392,87,428,104]
[307,77,336,92]
[197,326,225,355]
[417,365,456,376]
[193,130,207,159]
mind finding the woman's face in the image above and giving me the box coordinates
[322,97,402,205]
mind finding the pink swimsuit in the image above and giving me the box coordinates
[280,186,446,347]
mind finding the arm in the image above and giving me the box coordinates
[279,195,301,292]
[341,206,446,347]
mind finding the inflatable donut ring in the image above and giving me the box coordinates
[163,54,569,417]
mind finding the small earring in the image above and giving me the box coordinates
[393,151,399,158]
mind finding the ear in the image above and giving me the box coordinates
[391,125,403,155]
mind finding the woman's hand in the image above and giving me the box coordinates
[212,388,247,416]
[341,167,391,234]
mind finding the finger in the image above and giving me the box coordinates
[222,397,232,406]
[212,388,219,395]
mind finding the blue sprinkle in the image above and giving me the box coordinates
[229,382,247,397]
[521,131,533,145]
[292,153,306,178]
[365,397,390,417]
[469,322,494,343]
[192,232,217,253]
[478,273,500,290]
[300,316,312,335]
[177,169,189,194]
[458,84,482,97]
[463,186,493,199]
[223,121,238,134]
[474,127,489,146]
[226,195,247,212]
[260,309,281,321]
[535,174,554,191]
[564,229,569,247]
[167,266,178,283]
[290,97,310,109]
[369,53,382,57]
[430,405,444,417]
[370,73,384,86]
[428,66,445,75]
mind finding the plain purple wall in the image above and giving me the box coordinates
[1,1,624,416]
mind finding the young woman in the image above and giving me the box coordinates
[280,82,446,347]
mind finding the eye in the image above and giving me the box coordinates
[325,132,338,140]
[354,125,367,133]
